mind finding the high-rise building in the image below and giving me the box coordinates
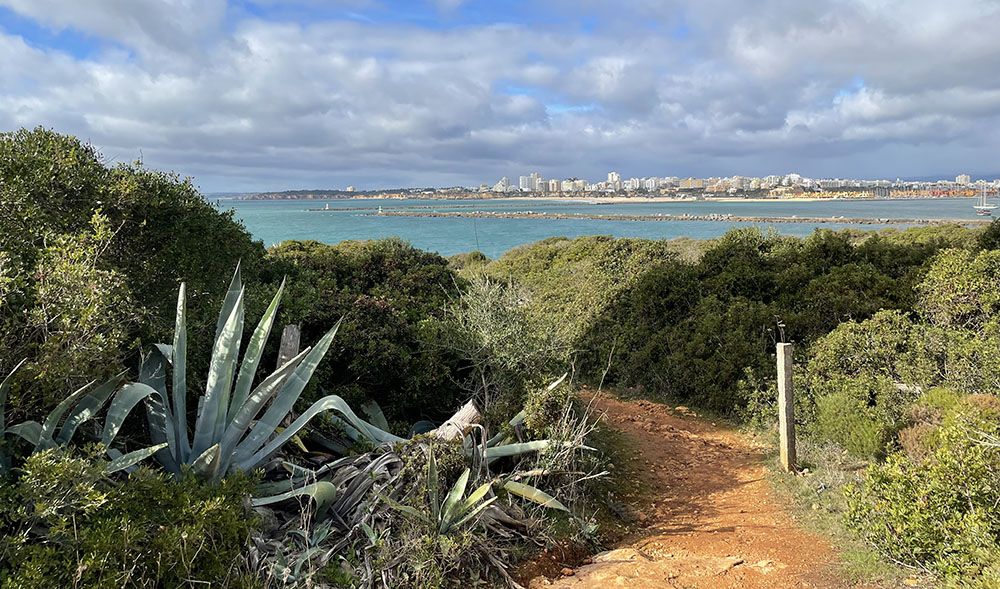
[956,174,972,185]
[494,177,511,192]
[530,171,543,192]
[608,171,621,184]
[519,176,531,191]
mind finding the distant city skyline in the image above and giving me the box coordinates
[3,0,1000,192]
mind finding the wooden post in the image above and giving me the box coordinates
[277,324,301,369]
[777,343,797,473]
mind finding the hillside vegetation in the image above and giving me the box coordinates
[2,128,997,587]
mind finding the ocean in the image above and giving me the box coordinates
[224,197,984,258]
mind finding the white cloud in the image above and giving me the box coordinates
[2,0,1000,189]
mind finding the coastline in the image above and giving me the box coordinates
[365,209,990,226]
[231,194,970,204]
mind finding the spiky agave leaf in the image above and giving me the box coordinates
[216,348,310,474]
[106,443,168,475]
[171,283,190,464]
[428,447,440,524]
[236,392,405,471]
[482,440,591,463]
[439,468,470,533]
[55,374,125,446]
[230,322,342,469]
[360,400,390,432]
[446,496,497,533]
[252,481,339,519]
[192,286,245,457]
[36,381,94,451]
[230,278,285,424]
[503,481,569,512]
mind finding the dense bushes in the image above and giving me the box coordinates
[495,227,956,413]
[477,236,681,345]
[845,401,1000,583]
[0,449,259,588]
[1,128,265,418]
[265,239,466,426]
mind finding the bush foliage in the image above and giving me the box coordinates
[845,403,1000,582]
[1,128,265,418]
[0,449,260,588]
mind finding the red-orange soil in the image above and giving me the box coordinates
[530,393,866,589]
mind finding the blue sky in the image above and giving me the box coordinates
[2,0,999,191]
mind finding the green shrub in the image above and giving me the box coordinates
[523,379,574,436]
[425,276,562,429]
[0,448,260,589]
[481,236,680,346]
[813,386,895,459]
[265,239,465,426]
[0,127,265,419]
[917,248,1000,331]
[845,406,1000,582]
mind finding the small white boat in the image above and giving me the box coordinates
[974,186,997,216]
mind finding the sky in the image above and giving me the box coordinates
[2,0,999,192]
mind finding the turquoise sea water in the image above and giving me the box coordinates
[224,197,983,258]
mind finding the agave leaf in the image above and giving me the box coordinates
[37,381,94,450]
[103,383,158,446]
[486,410,525,447]
[217,348,309,474]
[483,440,589,463]
[233,323,360,465]
[215,262,243,342]
[143,385,180,475]
[237,392,405,471]
[191,444,222,480]
[139,347,168,395]
[230,279,285,422]
[379,494,430,524]
[428,448,440,524]
[106,443,168,475]
[446,496,497,533]
[462,481,493,512]
[503,481,569,512]
[252,481,338,519]
[172,283,191,464]
[7,421,41,446]
[192,287,245,457]
[439,469,470,530]
[0,359,27,435]
[360,400,390,432]
[56,373,124,445]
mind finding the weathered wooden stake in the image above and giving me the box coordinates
[277,324,301,369]
[777,342,797,473]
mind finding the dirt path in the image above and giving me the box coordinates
[530,393,852,589]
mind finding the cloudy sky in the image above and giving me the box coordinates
[2,0,999,191]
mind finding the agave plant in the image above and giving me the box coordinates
[310,374,581,465]
[253,452,403,531]
[121,265,402,481]
[0,360,164,474]
[382,448,497,535]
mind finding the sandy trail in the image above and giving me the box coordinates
[531,393,853,589]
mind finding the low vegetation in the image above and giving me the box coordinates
[2,127,998,587]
